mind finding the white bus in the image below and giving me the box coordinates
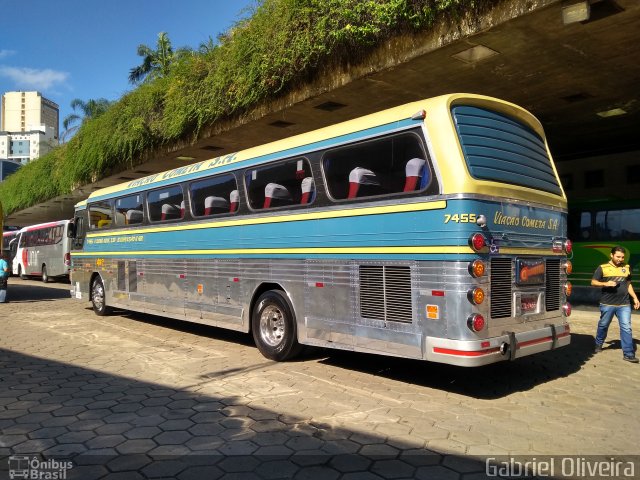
[12,220,72,282]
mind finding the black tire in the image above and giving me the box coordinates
[18,265,27,280]
[91,276,111,316]
[42,265,49,283]
[251,290,302,361]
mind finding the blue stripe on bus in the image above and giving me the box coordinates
[78,199,565,258]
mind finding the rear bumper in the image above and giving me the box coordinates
[425,323,570,367]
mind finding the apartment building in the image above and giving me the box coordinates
[0,91,59,165]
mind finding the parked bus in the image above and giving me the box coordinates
[68,93,572,366]
[567,199,640,302]
[12,220,72,282]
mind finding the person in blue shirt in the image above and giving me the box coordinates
[0,253,9,303]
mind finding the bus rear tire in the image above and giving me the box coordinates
[91,277,111,316]
[252,290,302,361]
[42,265,50,283]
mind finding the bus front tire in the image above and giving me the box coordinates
[252,290,302,361]
[18,265,27,280]
[91,277,111,316]
[42,265,49,283]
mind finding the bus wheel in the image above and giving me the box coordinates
[91,277,111,316]
[252,290,302,361]
[18,265,27,280]
[42,265,49,283]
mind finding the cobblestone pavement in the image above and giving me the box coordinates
[0,279,639,479]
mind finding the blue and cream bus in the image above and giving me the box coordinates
[69,93,572,366]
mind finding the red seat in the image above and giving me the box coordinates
[300,177,314,204]
[204,196,228,216]
[403,158,426,192]
[348,167,379,199]
[263,183,291,209]
[230,190,239,213]
[161,204,180,221]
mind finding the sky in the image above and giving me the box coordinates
[0,0,256,134]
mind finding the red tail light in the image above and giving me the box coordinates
[467,314,485,332]
[563,303,572,317]
[469,233,486,252]
[564,239,572,254]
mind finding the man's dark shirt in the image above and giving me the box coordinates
[592,262,632,306]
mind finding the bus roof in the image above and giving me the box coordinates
[22,219,69,232]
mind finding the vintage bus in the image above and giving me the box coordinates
[69,93,572,366]
[567,199,640,303]
[12,220,72,282]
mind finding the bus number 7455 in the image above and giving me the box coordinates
[444,213,477,223]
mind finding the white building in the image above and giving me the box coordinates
[0,91,59,165]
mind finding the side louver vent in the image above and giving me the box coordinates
[545,259,561,311]
[360,265,412,323]
[490,258,512,319]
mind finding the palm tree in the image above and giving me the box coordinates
[129,32,190,84]
[61,98,113,142]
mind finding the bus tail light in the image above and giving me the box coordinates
[467,314,485,332]
[563,302,572,317]
[469,233,486,252]
[467,288,485,305]
[64,253,71,266]
[564,282,572,297]
[564,260,572,275]
[468,259,485,278]
[564,239,572,254]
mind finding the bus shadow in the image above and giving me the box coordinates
[90,308,595,400]
[3,282,71,302]
[317,333,595,400]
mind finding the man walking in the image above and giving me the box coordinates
[591,246,640,363]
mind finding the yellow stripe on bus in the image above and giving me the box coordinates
[72,245,474,256]
[87,200,448,238]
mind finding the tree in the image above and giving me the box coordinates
[61,98,114,142]
[129,32,191,84]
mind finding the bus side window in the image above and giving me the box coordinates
[147,185,184,222]
[89,201,114,230]
[189,174,238,218]
[115,194,144,226]
[245,157,313,210]
[323,130,432,200]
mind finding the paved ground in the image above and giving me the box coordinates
[0,278,639,479]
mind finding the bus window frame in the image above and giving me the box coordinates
[114,193,146,227]
[320,128,435,203]
[146,183,186,224]
[88,200,115,230]
[188,172,240,219]
[243,156,315,212]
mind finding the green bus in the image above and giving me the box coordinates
[567,199,640,302]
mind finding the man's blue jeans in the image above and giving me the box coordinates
[596,304,634,356]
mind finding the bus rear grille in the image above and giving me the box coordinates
[545,259,561,311]
[491,258,513,319]
[360,265,412,323]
